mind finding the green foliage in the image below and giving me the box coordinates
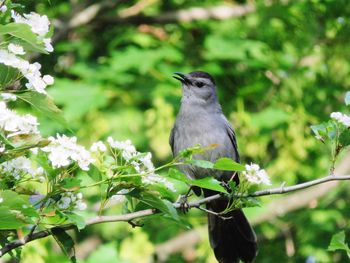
[328,231,350,259]
[51,228,76,262]
[1,0,350,262]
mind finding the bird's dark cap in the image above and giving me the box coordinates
[188,71,216,85]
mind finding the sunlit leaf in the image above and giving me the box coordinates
[188,177,227,194]
[214,158,245,171]
[0,23,47,53]
[16,91,67,126]
[186,159,214,169]
[328,231,350,258]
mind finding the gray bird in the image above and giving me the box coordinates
[170,71,258,263]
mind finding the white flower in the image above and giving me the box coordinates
[57,192,87,211]
[0,156,44,180]
[0,5,7,13]
[107,137,137,160]
[42,134,94,170]
[330,112,350,127]
[90,141,107,152]
[139,152,154,172]
[0,102,40,137]
[11,11,50,37]
[75,200,87,210]
[142,173,176,192]
[330,112,343,120]
[0,49,51,94]
[43,38,54,52]
[8,43,25,55]
[30,147,39,154]
[242,163,271,185]
[110,194,126,203]
[1,93,17,101]
[0,144,5,153]
[57,196,71,209]
[43,75,54,85]
[0,197,3,203]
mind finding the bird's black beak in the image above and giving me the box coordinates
[173,72,192,85]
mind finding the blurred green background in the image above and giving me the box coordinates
[13,0,350,262]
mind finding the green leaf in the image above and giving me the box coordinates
[179,145,206,158]
[339,129,350,147]
[16,91,67,126]
[0,207,27,229]
[168,168,228,193]
[186,159,214,169]
[134,192,179,221]
[0,23,47,53]
[51,228,76,263]
[61,178,82,190]
[0,64,20,88]
[345,91,350,106]
[328,231,350,258]
[188,177,228,193]
[65,213,86,230]
[0,190,38,218]
[214,158,245,171]
[168,168,188,181]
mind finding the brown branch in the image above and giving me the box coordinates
[2,170,350,257]
[153,152,350,261]
[96,4,255,25]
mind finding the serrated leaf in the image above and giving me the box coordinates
[0,23,47,54]
[188,177,227,193]
[186,159,214,169]
[51,228,76,263]
[214,158,245,171]
[16,91,67,126]
[345,91,350,106]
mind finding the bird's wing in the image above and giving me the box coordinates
[169,124,176,155]
[223,117,240,163]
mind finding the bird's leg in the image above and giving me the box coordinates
[176,186,194,213]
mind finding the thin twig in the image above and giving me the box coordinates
[1,174,350,257]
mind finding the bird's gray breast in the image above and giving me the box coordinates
[173,109,235,180]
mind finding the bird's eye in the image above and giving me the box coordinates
[196,81,204,88]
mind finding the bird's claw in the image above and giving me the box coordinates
[178,194,190,214]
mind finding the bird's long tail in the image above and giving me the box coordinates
[205,191,258,263]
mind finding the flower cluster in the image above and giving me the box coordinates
[0,101,39,137]
[0,156,45,181]
[11,11,53,52]
[56,192,87,211]
[90,141,107,152]
[242,163,271,185]
[0,7,54,94]
[107,137,176,192]
[0,50,54,94]
[330,112,350,127]
[42,134,94,171]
